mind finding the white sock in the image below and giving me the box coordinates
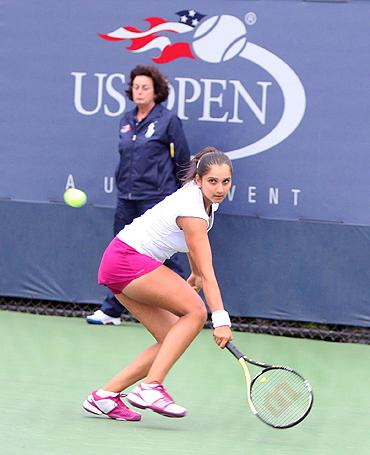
[96,388,118,397]
[142,382,161,389]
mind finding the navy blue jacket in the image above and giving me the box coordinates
[115,104,190,200]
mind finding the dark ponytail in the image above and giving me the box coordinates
[180,146,233,185]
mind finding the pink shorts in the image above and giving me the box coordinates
[98,237,162,295]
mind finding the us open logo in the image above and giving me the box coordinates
[74,9,306,161]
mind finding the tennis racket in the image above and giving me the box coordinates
[226,342,313,429]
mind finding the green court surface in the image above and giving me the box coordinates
[0,311,369,455]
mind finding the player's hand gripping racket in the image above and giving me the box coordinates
[226,342,313,429]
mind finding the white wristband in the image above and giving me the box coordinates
[211,310,231,328]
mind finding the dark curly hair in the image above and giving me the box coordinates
[125,65,170,103]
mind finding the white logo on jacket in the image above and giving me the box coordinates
[145,122,157,138]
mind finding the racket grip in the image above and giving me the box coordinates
[226,342,244,360]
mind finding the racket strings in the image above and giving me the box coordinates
[250,368,312,428]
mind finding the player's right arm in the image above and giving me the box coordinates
[186,251,202,292]
[177,216,232,347]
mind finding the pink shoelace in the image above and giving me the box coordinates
[112,393,130,408]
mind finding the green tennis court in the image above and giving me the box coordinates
[1,310,369,455]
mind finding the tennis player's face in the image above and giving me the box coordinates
[132,76,156,108]
[197,164,232,206]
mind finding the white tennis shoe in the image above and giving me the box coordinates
[127,382,187,418]
[85,310,121,326]
[83,389,141,421]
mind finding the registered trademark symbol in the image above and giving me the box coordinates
[245,12,257,26]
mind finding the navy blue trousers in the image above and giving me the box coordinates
[101,197,185,318]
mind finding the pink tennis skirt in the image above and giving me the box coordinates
[98,237,162,295]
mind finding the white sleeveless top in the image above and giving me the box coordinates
[117,181,219,262]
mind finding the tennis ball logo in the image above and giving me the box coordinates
[64,188,87,208]
[192,15,247,63]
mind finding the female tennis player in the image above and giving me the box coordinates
[83,147,233,421]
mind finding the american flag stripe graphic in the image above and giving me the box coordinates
[99,12,205,64]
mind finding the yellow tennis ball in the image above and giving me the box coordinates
[260,377,268,383]
[63,188,87,208]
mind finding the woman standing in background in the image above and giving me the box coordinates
[87,65,190,325]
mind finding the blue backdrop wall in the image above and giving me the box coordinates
[1,0,370,326]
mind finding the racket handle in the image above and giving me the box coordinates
[226,342,244,360]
